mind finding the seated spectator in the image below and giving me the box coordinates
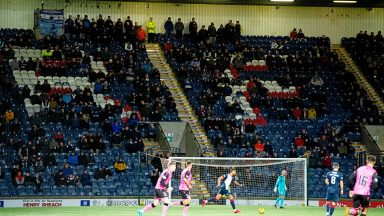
[307,107,317,120]
[0,166,5,179]
[337,142,348,157]
[14,171,24,185]
[254,139,264,152]
[44,152,57,166]
[94,167,112,179]
[5,109,15,122]
[65,174,80,186]
[23,172,34,186]
[67,152,79,166]
[30,93,42,105]
[114,157,127,174]
[63,163,74,177]
[112,121,122,133]
[10,57,20,70]
[80,170,91,186]
[322,153,332,168]
[292,107,302,120]
[54,132,64,143]
[294,134,305,148]
[78,151,89,166]
[310,73,324,86]
[150,168,159,187]
[22,85,31,98]
[54,170,66,186]
[289,147,298,158]
[148,124,156,141]
[264,141,274,155]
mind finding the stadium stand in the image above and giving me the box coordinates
[0,14,383,201]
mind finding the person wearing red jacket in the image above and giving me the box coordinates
[254,140,265,152]
[136,25,147,47]
[292,106,302,120]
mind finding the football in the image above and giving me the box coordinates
[258,208,265,214]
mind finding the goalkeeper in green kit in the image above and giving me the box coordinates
[273,170,288,208]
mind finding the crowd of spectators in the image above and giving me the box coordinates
[162,22,384,168]
[343,30,384,100]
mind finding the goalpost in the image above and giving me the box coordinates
[162,157,307,207]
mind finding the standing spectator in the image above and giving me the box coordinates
[290,28,298,39]
[115,18,123,41]
[297,29,305,39]
[198,25,209,43]
[114,157,127,174]
[80,170,91,186]
[189,17,198,42]
[164,17,173,40]
[64,15,75,38]
[208,22,217,45]
[174,18,184,39]
[124,16,133,37]
[146,17,156,43]
[235,21,241,40]
[14,171,24,185]
[136,26,146,48]
[34,173,42,192]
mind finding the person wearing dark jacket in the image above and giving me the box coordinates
[80,170,91,186]
[164,17,173,39]
[189,18,198,42]
[174,18,184,39]
[54,170,66,186]
[198,25,209,43]
[208,23,216,45]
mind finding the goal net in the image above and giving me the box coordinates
[162,157,307,207]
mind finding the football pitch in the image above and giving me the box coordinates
[1,206,384,216]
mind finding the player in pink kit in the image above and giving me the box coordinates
[171,161,194,216]
[138,161,177,216]
[347,155,379,216]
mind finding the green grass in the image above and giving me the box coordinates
[1,205,384,216]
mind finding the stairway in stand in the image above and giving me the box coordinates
[332,45,384,113]
[146,43,215,156]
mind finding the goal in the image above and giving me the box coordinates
[162,157,307,207]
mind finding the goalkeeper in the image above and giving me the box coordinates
[202,168,242,214]
[274,170,288,209]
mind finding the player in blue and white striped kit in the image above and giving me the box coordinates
[274,170,288,209]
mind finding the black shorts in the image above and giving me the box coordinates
[155,189,169,199]
[180,190,190,199]
[353,195,370,208]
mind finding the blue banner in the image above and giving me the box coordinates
[39,9,64,36]
[80,200,90,206]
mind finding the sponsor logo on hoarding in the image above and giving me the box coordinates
[80,200,90,206]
